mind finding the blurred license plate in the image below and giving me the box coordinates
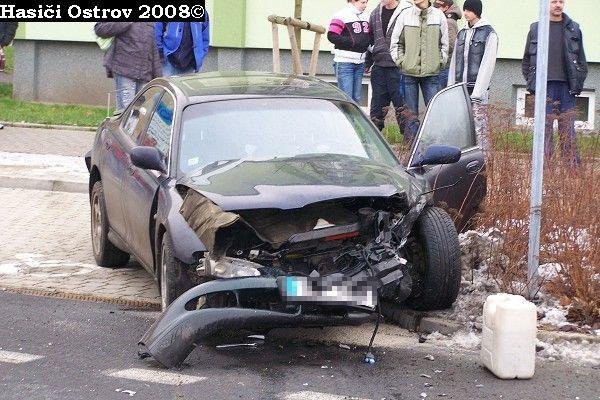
[277,275,377,309]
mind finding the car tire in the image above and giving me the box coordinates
[90,181,130,268]
[159,232,193,310]
[406,206,461,311]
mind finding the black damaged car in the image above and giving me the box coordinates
[85,72,486,368]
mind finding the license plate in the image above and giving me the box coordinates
[277,275,377,309]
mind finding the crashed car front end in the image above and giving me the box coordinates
[140,182,429,368]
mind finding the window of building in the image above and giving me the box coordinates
[516,87,595,131]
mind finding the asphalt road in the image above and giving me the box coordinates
[0,292,598,400]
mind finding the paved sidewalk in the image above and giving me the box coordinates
[0,126,93,192]
[0,127,160,305]
[0,187,159,305]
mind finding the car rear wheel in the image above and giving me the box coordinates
[90,181,130,268]
[159,232,193,310]
[406,206,461,311]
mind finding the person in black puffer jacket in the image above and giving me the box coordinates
[95,23,162,111]
[522,0,587,167]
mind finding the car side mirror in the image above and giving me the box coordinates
[410,145,461,168]
[130,146,167,174]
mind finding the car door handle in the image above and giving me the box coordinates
[466,160,481,173]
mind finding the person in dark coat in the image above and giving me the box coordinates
[94,22,162,111]
[522,0,587,166]
[0,22,18,73]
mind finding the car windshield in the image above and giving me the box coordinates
[177,98,399,175]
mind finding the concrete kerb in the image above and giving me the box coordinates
[0,121,97,132]
[0,176,87,193]
[381,301,600,344]
[0,285,160,310]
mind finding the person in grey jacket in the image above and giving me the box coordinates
[94,23,162,111]
[366,0,412,135]
[448,0,498,151]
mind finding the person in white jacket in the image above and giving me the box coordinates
[448,0,498,151]
[327,0,371,104]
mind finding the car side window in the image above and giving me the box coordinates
[138,92,175,163]
[121,87,164,142]
[410,85,476,163]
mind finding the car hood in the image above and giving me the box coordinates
[177,154,419,211]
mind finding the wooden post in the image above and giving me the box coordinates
[308,33,322,77]
[268,15,325,76]
[294,0,303,54]
[287,23,303,75]
[271,21,281,73]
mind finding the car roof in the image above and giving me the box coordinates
[156,71,350,103]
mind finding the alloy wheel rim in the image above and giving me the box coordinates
[160,242,168,310]
[91,194,102,255]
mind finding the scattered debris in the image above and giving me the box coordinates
[424,383,432,387]
[321,366,328,369]
[215,343,257,349]
[418,335,427,344]
[247,334,265,340]
[420,374,432,379]
[424,355,435,361]
[303,383,309,386]
[437,394,447,397]
[420,393,427,398]
[339,344,351,350]
[434,370,442,374]
[363,352,375,364]
[115,389,136,397]
[475,384,483,388]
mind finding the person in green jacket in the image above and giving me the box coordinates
[389,0,448,142]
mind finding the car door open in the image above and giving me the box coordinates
[408,84,487,231]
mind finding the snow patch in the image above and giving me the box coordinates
[537,339,600,366]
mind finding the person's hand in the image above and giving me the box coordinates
[364,67,371,75]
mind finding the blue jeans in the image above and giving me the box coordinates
[369,65,405,134]
[335,62,365,104]
[545,81,581,166]
[438,67,449,91]
[114,74,146,111]
[162,58,195,77]
[403,75,439,142]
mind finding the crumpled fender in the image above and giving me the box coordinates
[138,277,375,368]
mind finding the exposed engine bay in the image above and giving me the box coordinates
[179,188,428,306]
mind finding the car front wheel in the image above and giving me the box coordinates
[90,181,130,268]
[406,206,461,311]
[159,232,193,310]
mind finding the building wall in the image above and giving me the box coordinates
[10,1,600,129]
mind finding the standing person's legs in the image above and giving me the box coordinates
[115,75,146,111]
[352,63,366,104]
[336,62,356,102]
[162,58,194,77]
[556,82,581,166]
[544,82,560,161]
[386,67,406,135]
[438,67,449,92]
[0,46,5,72]
[370,66,392,130]
[403,75,420,144]
[472,102,491,152]
[420,75,440,106]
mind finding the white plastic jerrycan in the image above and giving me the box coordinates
[481,293,537,379]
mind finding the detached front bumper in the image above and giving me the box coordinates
[138,277,376,368]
